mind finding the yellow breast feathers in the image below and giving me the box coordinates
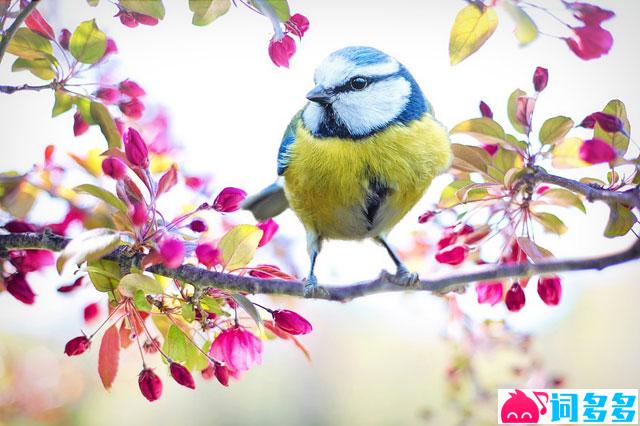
[283,113,452,240]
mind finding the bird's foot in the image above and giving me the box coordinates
[303,275,329,298]
[386,266,420,288]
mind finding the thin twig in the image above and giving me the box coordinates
[0,0,41,64]
[0,82,56,94]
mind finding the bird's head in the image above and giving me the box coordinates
[302,46,428,139]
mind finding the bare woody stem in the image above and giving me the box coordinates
[0,82,57,94]
[0,0,41,64]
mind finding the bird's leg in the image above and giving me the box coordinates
[304,232,327,298]
[375,236,420,287]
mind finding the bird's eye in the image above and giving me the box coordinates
[350,77,368,91]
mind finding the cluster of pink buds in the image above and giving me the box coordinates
[434,224,488,266]
[115,5,159,28]
[268,13,309,68]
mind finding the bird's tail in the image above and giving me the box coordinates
[241,180,289,222]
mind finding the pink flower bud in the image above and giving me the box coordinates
[268,34,296,68]
[83,302,100,323]
[130,202,148,227]
[119,98,145,120]
[532,66,548,92]
[185,176,205,190]
[515,96,536,133]
[133,12,159,26]
[564,25,613,60]
[195,243,221,268]
[213,187,247,213]
[476,281,503,306]
[579,138,616,164]
[73,112,89,136]
[119,79,145,98]
[57,276,84,293]
[214,363,230,386]
[505,282,526,312]
[102,157,127,180]
[437,232,457,250]
[170,362,196,389]
[59,28,71,50]
[479,100,493,119]
[159,237,185,269]
[257,219,278,247]
[104,38,118,57]
[458,224,474,236]
[285,13,309,38]
[9,249,54,273]
[591,111,624,133]
[95,87,120,104]
[123,128,149,168]
[5,273,36,304]
[537,276,562,306]
[272,309,313,335]
[435,244,469,265]
[482,143,499,156]
[536,185,550,195]
[25,9,54,40]
[138,368,163,402]
[579,114,596,129]
[3,220,37,233]
[64,335,91,356]
[189,219,208,233]
[118,10,139,27]
[418,211,436,224]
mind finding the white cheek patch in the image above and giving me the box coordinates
[333,77,411,137]
[302,102,325,134]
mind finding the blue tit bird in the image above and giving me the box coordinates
[242,46,452,296]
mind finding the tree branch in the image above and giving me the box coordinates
[0,81,56,94]
[0,0,41,64]
[1,231,638,302]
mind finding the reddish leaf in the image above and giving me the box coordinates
[156,164,177,196]
[98,324,121,390]
[119,320,134,349]
[25,8,55,40]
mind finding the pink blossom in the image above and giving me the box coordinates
[138,368,163,402]
[565,25,613,60]
[64,335,91,356]
[159,237,185,269]
[579,138,616,164]
[533,66,548,92]
[272,309,312,335]
[268,34,296,68]
[119,98,145,119]
[73,112,89,136]
[505,282,526,312]
[102,157,127,180]
[195,243,221,268]
[209,327,263,377]
[285,13,309,38]
[435,244,469,266]
[537,276,562,306]
[119,79,145,98]
[5,273,36,304]
[95,87,120,104]
[476,282,503,306]
[213,187,247,213]
[123,128,149,168]
[257,219,278,247]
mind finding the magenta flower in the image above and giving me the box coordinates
[119,98,145,120]
[213,187,247,213]
[257,219,279,247]
[9,249,54,273]
[210,327,263,377]
[565,25,613,60]
[95,87,120,104]
[102,157,127,180]
[5,273,36,304]
[537,276,562,306]
[505,282,526,312]
[579,138,616,164]
[590,112,625,133]
[119,79,146,98]
[272,309,312,335]
[73,112,89,137]
[476,282,503,306]
[170,362,196,390]
[533,66,548,92]
[285,13,309,38]
[482,143,499,156]
[159,237,185,269]
[138,368,163,402]
[64,335,91,356]
[195,243,221,268]
[123,128,149,168]
[479,100,493,119]
[435,244,469,266]
[268,34,296,68]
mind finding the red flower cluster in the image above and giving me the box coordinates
[268,14,309,68]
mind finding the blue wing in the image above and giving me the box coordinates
[277,110,303,176]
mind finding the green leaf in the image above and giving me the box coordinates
[604,203,636,238]
[507,89,527,134]
[87,259,121,292]
[250,0,290,22]
[57,228,121,273]
[532,212,568,235]
[539,188,586,213]
[119,273,164,297]
[450,118,506,145]
[219,224,263,271]
[502,2,538,46]
[439,179,473,208]
[182,302,195,322]
[87,0,100,5]
[52,90,73,117]
[551,137,590,169]
[6,28,52,60]
[74,96,97,124]
[505,134,529,151]
[163,325,188,363]
[70,19,107,64]
[74,184,127,213]
[189,0,231,26]
[119,0,165,19]
[594,99,631,155]
[539,116,574,146]
[90,101,122,149]
[232,293,263,326]
[450,144,492,177]
[449,4,498,65]
[134,289,153,311]
[11,57,55,80]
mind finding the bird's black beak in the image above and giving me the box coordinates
[306,85,332,105]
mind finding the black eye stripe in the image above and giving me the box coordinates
[331,72,398,94]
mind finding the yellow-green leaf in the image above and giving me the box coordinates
[70,19,106,64]
[90,101,122,149]
[439,179,473,208]
[11,57,55,80]
[57,228,121,273]
[516,237,553,261]
[53,90,73,117]
[450,118,506,145]
[189,0,230,26]
[449,4,498,65]
[507,89,527,134]
[74,184,127,213]
[251,0,290,22]
[119,273,163,297]
[87,259,121,292]
[74,96,97,124]
[219,224,263,271]
[604,203,636,238]
[6,27,52,60]
[538,188,586,213]
[532,212,567,235]
[450,143,492,177]
[539,116,574,145]
[120,0,165,19]
[594,99,631,154]
[552,137,590,169]
[502,2,538,46]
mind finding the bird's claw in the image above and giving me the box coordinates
[386,267,420,288]
[303,275,328,298]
